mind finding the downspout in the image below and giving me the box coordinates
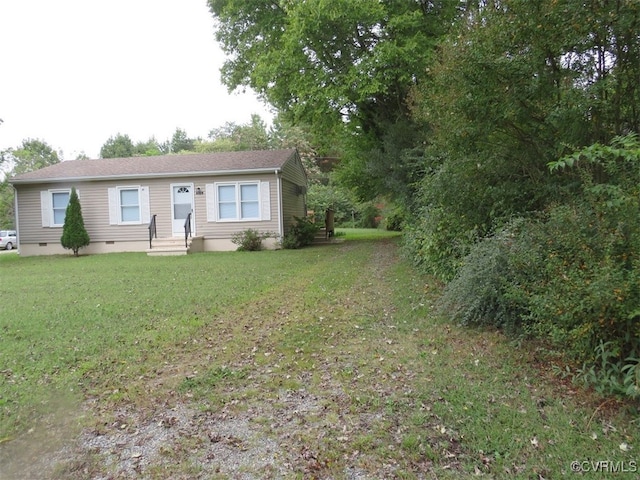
[13,185,19,255]
[275,169,283,239]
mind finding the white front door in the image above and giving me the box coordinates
[171,184,194,236]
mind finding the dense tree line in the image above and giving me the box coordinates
[208,0,640,397]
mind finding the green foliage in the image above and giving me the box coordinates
[194,136,237,153]
[60,187,90,256]
[509,206,638,359]
[8,138,60,175]
[208,114,270,151]
[170,128,195,153]
[436,136,640,398]
[133,137,164,156]
[525,135,640,361]
[208,0,458,200]
[195,114,320,161]
[436,227,523,333]
[574,342,640,399]
[407,0,640,282]
[281,216,320,249]
[354,202,381,229]
[100,133,134,158]
[383,204,405,232]
[269,116,319,172]
[306,182,355,225]
[402,202,477,281]
[101,134,169,158]
[231,228,269,251]
[0,180,15,229]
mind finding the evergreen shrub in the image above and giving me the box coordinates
[60,187,90,256]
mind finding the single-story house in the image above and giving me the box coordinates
[9,149,308,256]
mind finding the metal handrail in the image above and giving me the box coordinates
[148,214,157,249]
[184,212,192,248]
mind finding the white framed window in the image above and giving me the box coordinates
[216,182,260,221]
[40,189,72,227]
[218,184,238,220]
[206,181,271,222]
[119,188,141,223]
[108,186,150,225]
[51,191,70,226]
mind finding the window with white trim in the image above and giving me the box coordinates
[206,181,270,222]
[108,186,150,225]
[119,188,140,223]
[51,190,70,226]
[40,189,71,227]
[216,182,260,221]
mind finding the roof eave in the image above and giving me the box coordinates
[9,167,283,185]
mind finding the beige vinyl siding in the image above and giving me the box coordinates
[280,151,308,234]
[15,184,59,244]
[15,171,289,249]
[281,152,307,186]
[98,174,279,241]
[16,181,155,245]
[15,182,102,244]
[281,178,306,234]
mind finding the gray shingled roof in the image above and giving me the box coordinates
[10,149,297,184]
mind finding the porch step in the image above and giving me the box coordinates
[146,236,203,256]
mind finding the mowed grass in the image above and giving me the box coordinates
[1,229,639,478]
[334,227,402,241]
[0,245,319,438]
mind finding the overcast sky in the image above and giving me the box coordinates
[0,0,273,161]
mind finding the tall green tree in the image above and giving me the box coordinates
[134,137,163,156]
[170,128,195,153]
[207,114,270,150]
[208,0,459,201]
[100,134,135,158]
[9,138,60,175]
[269,116,324,184]
[60,187,90,256]
[407,0,640,279]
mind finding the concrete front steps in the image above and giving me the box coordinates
[147,236,204,256]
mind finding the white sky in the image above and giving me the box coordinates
[0,0,273,161]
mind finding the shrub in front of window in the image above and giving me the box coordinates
[60,187,90,256]
[231,228,269,251]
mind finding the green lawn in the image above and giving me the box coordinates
[0,231,638,478]
[335,227,402,241]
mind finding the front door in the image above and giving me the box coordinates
[171,184,194,236]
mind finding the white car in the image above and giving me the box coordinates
[0,230,17,250]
